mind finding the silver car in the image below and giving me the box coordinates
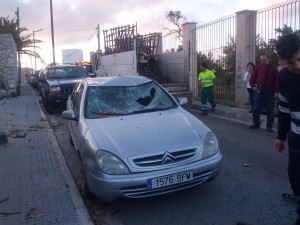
[62,75,222,201]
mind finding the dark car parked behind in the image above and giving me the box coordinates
[30,70,41,88]
[39,64,88,114]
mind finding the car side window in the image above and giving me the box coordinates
[73,84,84,113]
[70,83,80,105]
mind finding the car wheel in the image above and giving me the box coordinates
[81,163,97,202]
[42,96,56,114]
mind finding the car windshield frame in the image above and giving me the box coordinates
[84,81,178,119]
[47,66,87,79]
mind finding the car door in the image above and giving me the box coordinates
[69,82,85,152]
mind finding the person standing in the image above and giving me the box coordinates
[198,62,216,115]
[275,57,286,117]
[274,33,300,225]
[243,62,255,113]
[277,57,286,72]
[249,53,279,132]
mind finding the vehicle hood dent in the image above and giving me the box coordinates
[86,111,207,157]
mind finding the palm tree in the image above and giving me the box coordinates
[0,16,45,65]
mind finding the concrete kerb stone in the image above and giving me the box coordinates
[47,128,94,225]
[30,87,47,121]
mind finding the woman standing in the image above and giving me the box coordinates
[275,33,300,224]
[243,62,255,113]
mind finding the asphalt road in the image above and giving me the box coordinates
[108,111,297,225]
[42,95,297,225]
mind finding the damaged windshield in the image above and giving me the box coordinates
[85,81,177,119]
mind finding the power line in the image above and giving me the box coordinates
[55,27,96,33]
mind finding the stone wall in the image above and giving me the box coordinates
[0,34,18,94]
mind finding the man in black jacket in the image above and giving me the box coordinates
[275,33,300,225]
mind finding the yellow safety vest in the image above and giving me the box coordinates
[198,69,216,87]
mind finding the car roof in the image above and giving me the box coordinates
[47,64,82,69]
[85,75,152,87]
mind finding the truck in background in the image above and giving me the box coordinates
[75,61,96,77]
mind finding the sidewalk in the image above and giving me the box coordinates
[191,100,278,129]
[0,83,93,225]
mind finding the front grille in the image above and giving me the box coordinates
[60,86,75,95]
[121,170,216,198]
[133,148,197,167]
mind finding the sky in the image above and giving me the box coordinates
[0,0,284,70]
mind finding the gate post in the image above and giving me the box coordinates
[235,10,257,107]
[182,22,197,96]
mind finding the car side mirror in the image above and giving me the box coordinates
[62,110,78,122]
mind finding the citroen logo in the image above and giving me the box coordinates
[161,151,176,165]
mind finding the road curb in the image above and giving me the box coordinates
[48,128,94,225]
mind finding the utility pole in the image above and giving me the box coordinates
[50,0,56,65]
[33,29,42,70]
[97,24,100,51]
[15,7,21,85]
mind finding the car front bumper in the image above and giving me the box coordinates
[85,151,222,201]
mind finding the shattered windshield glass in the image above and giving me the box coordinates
[84,81,177,119]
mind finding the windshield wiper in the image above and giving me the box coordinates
[99,111,127,116]
[89,110,127,116]
[132,107,166,114]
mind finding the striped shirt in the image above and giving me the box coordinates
[277,67,300,149]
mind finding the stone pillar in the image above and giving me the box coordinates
[182,22,197,94]
[235,10,257,107]
[0,34,18,94]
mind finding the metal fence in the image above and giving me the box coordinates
[195,0,299,104]
[248,0,300,65]
[195,14,236,104]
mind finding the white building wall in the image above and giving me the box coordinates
[98,51,138,76]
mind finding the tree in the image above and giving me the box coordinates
[162,10,186,39]
[161,10,186,52]
[0,16,45,65]
[256,25,300,65]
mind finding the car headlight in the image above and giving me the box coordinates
[96,150,130,175]
[51,87,60,92]
[50,86,61,95]
[202,132,219,159]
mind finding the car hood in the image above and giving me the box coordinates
[48,78,86,86]
[86,109,209,157]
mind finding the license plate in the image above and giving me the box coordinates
[147,171,193,190]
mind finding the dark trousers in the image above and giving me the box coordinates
[252,89,274,128]
[289,148,300,196]
[247,88,254,110]
[288,148,300,214]
[200,86,216,113]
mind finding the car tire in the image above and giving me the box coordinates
[42,96,56,114]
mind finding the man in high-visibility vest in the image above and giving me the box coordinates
[198,62,216,115]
